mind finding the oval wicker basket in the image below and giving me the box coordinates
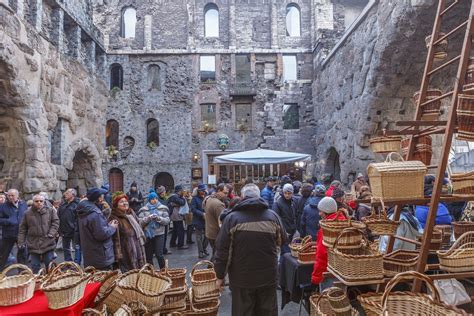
[451,171,474,195]
[289,236,311,257]
[363,198,399,236]
[0,264,36,306]
[310,289,359,316]
[369,136,402,154]
[188,288,220,316]
[383,250,419,277]
[297,241,316,264]
[95,280,124,313]
[452,221,474,239]
[320,214,367,249]
[41,262,91,309]
[190,260,220,301]
[437,231,474,273]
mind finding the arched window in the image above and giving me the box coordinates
[106,119,119,149]
[121,7,137,38]
[204,3,219,38]
[109,168,124,193]
[110,63,123,90]
[146,119,159,147]
[148,65,161,91]
[286,4,301,37]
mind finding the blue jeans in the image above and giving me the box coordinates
[30,250,55,274]
[62,237,81,264]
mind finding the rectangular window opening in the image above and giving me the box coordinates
[200,56,216,82]
[283,104,299,130]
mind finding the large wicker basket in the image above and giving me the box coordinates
[320,214,366,249]
[383,250,419,276]
[117,263,171,313]
[358,271,467,315]
[190,260,220,301]
[363,199,399,236]
[457,94,474,141]
[162,260,187,291]
[188,288,220,316]
[369,136,402,154]
[41,262,91,309]
[401,136,433,165]
[95,280,124,313]
[328,228,384,282]
[453,221,474,239]
[309,289,359,316]
[0,264,36,306]
[367,152,427,200]
[437,231,474,273]
[85,267,120,305]
[451,171,474,195]
[413,89,443,120]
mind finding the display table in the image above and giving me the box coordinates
[0,282,101,316]
[279,252,315,309]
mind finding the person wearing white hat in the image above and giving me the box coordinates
[311,197,347,289]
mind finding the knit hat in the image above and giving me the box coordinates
[86,188,107,202]
[314,184,326,196]
[101,183,110,191]
[318,197,338,214]
[283,183,294,193]
[174,185,183,193]
[281,175,292,185]
[113,194,128,208]
[148,192,158,201]
[331,187,345,199]
[357,173,364,179]
[197,184,207,191]
[156,186,166,194]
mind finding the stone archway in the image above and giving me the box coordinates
[63,138,102,195]
[153,172,174,193]
[325,147,341,181]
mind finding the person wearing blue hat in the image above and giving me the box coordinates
[191,184,209,258]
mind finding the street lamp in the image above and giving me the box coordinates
[192,152,200,163]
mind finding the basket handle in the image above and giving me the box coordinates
[333,227,368,250]
[301,235,312,245]
[0,263,34,279]
[381,271,441,311]
[370,197,387,220]
[162,259,169,275]
[191,260,214,276]
[49,262,83,280]
[385,152,404,163]
[84,266,97,274]
[135,263,156,289]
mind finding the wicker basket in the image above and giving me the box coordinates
[159,284,188,313]
[326,287,352,315]
[320,214,367,249]
[457,94,474,141]
[191,260,220,301]
[117,263,171,313]
[82,304,107,316]
[425,33,448,61]
[463,82,474,95]
[41,262,91,309]
[289,236,311,257]
[435,224,452,246]
[0,264,36,306]
[95,280,124,313]
[86,268,120,304]
[453,221,474,239]
[383,250,419,276]
[413,89,443,120]
[297,241,317,264]
[451,171,474,195]
[162,260,187,291]
[114,301,148,316]
[437,231,474,273]
[363,199,399,236]
[310,290,359,316]
[401,136,433,165]
[358,271,467,315]
[466,57,474,84]
[34,268,47,292]
[369,136,402,153]
[328,228,384,282]
[416,228,442,251]
[367,152,427,200]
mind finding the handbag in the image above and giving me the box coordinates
[178,202,190,216]
[433,279,471,306]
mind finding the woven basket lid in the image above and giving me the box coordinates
[368,152,427,175]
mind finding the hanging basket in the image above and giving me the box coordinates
[0,264,36,306]
[320,214,367,249]
[328,228,384,282]
[190,260,220,301]
[363,199,399,236]
[437,231,474,273]
[383,250,419,277]
[368,152,427,201]
[425,33,448,61]
[369,136,402,154]
[41,262,91,309]
[451,171,474,195]
[358,271,467,315]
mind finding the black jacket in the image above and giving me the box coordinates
[214,197,287,288]
[0,200,28,239]
[272,195,298,236]
[127,190,144,213]
[58,198,80,238]
[77,200,116,269]
[191,195,206,230]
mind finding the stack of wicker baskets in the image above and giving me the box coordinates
[320,214,367,249]
[437,231,474,273]
[297,240,317,265]
[186,260,220,316]
[401,135,433,165]
[158,261,188,314]
[413,89,443,120]
[289,236,311,257]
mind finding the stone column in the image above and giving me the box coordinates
[229,0,236,50]
[16,0,24,18]
[186,1,195,50]
[31,0,42,32]
[51,7,64,52]
[144,15,152,50]
[95,49,107,82]
[84,39,96,72]
[68,24,81,60]
[270,0,278,49]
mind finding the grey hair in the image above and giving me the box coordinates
[66,188,77,197]
[39,191,49,199]
[32,194,45,201]
[241,183,260,199]
[7,189,19,197]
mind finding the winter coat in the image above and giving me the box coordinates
[300,196,323,240]
[312,212,347,284]
[127,190,144,213]
[379,212,422,253]
[295,195,309,234]
[191,195,206,230]
[203,194,226,240]
[138,202,170,238]
[354,203,371,221]
[214,197,287,288]
[273,195,298,236]
[110,208,146,271]
[0,200,28,239]
[167,194,187,221]
[325,185,336,197]
[18,205,59,254]
[415,203,452,229]
[351,179,367,196]
[58,198,80,238]
[260,185,275,209]
[77,200,116,269]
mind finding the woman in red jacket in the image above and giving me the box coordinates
[311,197,346,288]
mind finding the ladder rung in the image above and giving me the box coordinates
[427,165,438,169]
[428,55,461,76]
[434,20,469,45]
[440,0,460,16]
[396,121,447,127]
[420,91,454,107]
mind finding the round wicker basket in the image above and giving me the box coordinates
[0,264,36,306]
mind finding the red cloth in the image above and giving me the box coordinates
[0,282,101,316]
[311,212,347,284]
[325,186,335,197]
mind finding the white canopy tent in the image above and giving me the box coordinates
[213,148,311,164]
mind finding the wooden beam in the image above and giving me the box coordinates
[358,194,474,206]
[395,121,447,126]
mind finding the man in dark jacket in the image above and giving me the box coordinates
[0,189,28,270]
[191,184,209,258]
[58,188,81,263]
[215,183,287,315]
[168,185,188,250]
[295,183,313,234]
[300,185,325,240]
[260,176,276,209]
[127,181,144,214]
[77,188,118,270]
[273,183,298,253]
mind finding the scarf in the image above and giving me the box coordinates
[387,206,419,231]
[126,213,146,247]
[144,202,160,239]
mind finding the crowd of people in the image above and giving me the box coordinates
[0,172,467,315]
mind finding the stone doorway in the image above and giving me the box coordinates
[154,172,174,193]
[325,147,341,181]
[67,151,98,196]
